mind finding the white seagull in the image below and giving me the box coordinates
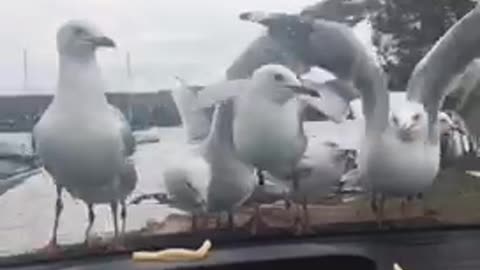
[196,64,325,232]
[33,20,137,252]
[357,4,480,225]
[161,78,257,231]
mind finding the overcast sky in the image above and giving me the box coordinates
[0,0,374,94]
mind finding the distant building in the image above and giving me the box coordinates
[0,90,327,132]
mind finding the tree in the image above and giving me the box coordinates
[370,0,477,91]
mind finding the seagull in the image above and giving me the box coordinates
[159,78,257,231]
[162,145,211,231]
[196,64,323,232]
[288,140,355,232]
[357,4,480,225]
[351,93,476,170]
[231,65,320,189]
[201,99,257,228]
[33,20,137,252]
[226,32,309,188]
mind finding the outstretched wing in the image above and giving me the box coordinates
[406,4,480,142]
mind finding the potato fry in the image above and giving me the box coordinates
[132,239,212,262]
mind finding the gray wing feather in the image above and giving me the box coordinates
[309,20,388,133]
[226,34,308,80]
[301,78,359,122]
[109,105,136,157]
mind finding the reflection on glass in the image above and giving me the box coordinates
[0,0,480,266]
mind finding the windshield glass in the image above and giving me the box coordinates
[1,0,480,265]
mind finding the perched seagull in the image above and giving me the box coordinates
[162,146,211,230]
[201,99,257,228]
[358,4,480,225]
[196,64,323,232]
[288,140,354,232]
[351,94,475,170]
[161,78,257,231]
[230,65,320,189]
[33,20,137,252]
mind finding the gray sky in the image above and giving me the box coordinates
[0,0,374,94]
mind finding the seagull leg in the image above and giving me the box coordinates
[292,173,300,192]
[111,202,119,238]
[256,169,265,186]
[227,211,235,230]
[107,201,126,252]
[292,203,303,235]
[401,195,413,218]
[284,198,292,210]
[84,203,100,249]
[370,192,383,228]
[45,185,63,256]
[191,214,198,232]
[215,214,223,229]
[378,194,386,229]
[301,197,313,234]
[370,193,378,214]
[417,193,430,216]
[246,204,269,235]
[120,200,127,235]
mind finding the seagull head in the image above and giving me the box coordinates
[390,101,428,142]
[57,20,116,58]
[251,64,320,103]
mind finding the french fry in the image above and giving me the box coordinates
[132,239,212,262]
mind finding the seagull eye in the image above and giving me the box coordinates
[324,141,338,148]
[274,73,285,82]
[74,28,85,35]
[185,182,194,190]
[392,116,399,125]
[412,113,421,122]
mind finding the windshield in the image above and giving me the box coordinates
[1,0,480,266]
